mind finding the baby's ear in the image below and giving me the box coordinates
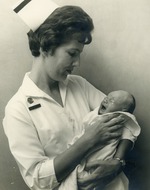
[122,107,128,112]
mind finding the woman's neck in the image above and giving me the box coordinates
[29,58,58,94]
[29,56,63,106]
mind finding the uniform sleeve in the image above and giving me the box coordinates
[3,101,60,190]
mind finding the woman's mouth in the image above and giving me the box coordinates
[65,68,73,75]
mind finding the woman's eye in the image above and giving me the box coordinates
[68,52,78,57]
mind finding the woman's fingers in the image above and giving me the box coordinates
[104,115,125,127]
[109,124,124,132]
[100,113,121,123]
[85,160,110,170]
[78,179,105,190]
[100,115,125,137]
[78,172,104,190]
[78,170,113,190]
[98,129,122,142]
[80,178,109,190]
[78,159,122,189]
[84,113,126,146]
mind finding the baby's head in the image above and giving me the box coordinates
[98,90,136,115]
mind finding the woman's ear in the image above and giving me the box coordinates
[40,48,49,57]
[40,48,54,58]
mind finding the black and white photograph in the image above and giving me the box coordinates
[0,0,149,189]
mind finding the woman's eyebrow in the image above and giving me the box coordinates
[70,48,83,53]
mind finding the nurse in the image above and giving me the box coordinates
[3,0,126,189]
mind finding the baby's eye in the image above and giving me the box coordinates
[109,98,115,104]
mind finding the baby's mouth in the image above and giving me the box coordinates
[101,104,106,111]
[99,103,107,114]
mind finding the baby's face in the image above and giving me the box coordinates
[98,91,130,114]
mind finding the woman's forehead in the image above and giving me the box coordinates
[61,40,84,52]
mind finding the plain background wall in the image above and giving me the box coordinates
[0,0,150,189]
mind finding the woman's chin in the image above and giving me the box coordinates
[63,71,72,78]
[60,73,69,81]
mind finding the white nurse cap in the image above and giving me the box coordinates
[13,0,59,31]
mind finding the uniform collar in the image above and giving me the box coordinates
[21,72,68,98]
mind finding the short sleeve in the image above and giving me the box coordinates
[121,113,141,143]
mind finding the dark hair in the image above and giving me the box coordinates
[128,94,136,114]
[27,6,94,57]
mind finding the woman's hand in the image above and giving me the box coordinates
[78,159,122,190]
[83,113,125,148]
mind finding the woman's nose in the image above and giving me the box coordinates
[72,57,80,67]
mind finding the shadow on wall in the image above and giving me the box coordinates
[75,0,150,189]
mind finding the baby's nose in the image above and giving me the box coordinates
[103,97,108,103]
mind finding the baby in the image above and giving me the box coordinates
[59,90,141,190]
[98,90,136,115]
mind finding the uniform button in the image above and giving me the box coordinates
[27,97,34,104]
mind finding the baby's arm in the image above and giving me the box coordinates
[113,113,141,165]
[113,139,133,165]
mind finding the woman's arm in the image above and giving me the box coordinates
[78,159,123,190]
[77,144,131,190]
[4,102,124,189]
[54,113,125,182]
[3,103,60,189]
[77,133,134,189]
